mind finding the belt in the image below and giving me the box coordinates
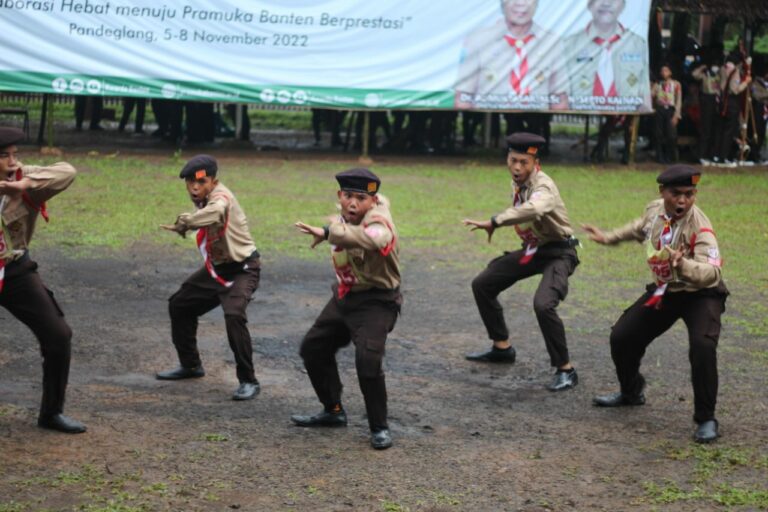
[212,250,260,274]
[539,238,579,250]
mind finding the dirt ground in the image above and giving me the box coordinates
[1,242,767,512]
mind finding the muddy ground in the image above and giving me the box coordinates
[1,243,767,512]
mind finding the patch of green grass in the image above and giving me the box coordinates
[201,433,229,442]
[380,500,409,512]
[643,443,768,507]
[0,501,27,512]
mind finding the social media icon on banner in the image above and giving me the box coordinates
[52,78,68,92]
[277,90,291,104]
[260,89,275,103]
[293,90,307,105]
[86,80,101,94]
[70,79,84,93]
[364,93,382,108]
[161,84,177,99]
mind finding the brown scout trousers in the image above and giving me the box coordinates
[0,256,72,419]
[610,284,727,424]
[168,260,260,383]
[472,247,578,368]
[299,289,399,431]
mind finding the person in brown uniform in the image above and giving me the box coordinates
[0,127,85,433]
[157,155,262,401]
[691,54,722,165]
[291,168,400,450]
[651,64,682,164]
[584,165,727,443]
[463,133,580,391]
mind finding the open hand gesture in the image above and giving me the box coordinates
[463,218,495,243]
[295,221,326,248]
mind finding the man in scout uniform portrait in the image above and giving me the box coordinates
[291,168,401,450]
[455,0,568,110]
[0,126,85,433]
[157,155,262,401]
[462,133,580,391]
[583,165,727,443]
[565,0,651,112]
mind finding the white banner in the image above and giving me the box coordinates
[0,0,652,113]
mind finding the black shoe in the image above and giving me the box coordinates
[465,346,516,363]
[371,428,392,450]
[548,368,578,391]
[155,365,205,380]
[694,419,719,443]
[232,382,260,401]
[592,391,646,407]
[38,414,87,434]
[291,408,347,427]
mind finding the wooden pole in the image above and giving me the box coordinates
[628,115,640,165]
[583,115,590,162]
[483,112,491,148]
[358,111,373,165]
[46,94,54,147]
[37,94,48,145]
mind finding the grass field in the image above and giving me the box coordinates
[28,153,768,336]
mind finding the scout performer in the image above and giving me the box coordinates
[463,133,580,391]
[584,165,727,443]
[455,0,568,110]
[291,168,401,450]
[0,127,85,433]
[565,0,651,112]
[651,64,682,164]
[157,155,262,401]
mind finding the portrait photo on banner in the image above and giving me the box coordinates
[454,0,652,113]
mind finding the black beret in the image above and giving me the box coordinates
[0,127,25,149]
[657,165,701,187]
[335,168,380,195]
[506,132,546,156]
[180,154,218,179]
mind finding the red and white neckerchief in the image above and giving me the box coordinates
[16,168,49,223]
[511,185,539,264]
[195,195,233,288]
[591,24,623,97]
[644,214,679,308]
[503,33,535,96]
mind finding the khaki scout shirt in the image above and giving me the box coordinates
[720,66,750,97]
[492,169,573,244]
[455,21,567,110]
[692,65,721,96]
[0,162,76,262]
[652,79,682,119]
[328,194,400,293]
[564,24,651,112]
[603,199,723,293]
[175,182,257,265]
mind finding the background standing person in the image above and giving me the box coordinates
[157,155,262,401]
[462,133,580,391]
[584,165,727,443]
[715,54,751,167]
[651,64,682,164]
[291,168,401,450]
[118,98,146,134]
[692,53,722,166]
[0,127,85,433]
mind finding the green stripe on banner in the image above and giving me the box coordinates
[0,71,455,109]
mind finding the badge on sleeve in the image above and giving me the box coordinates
[707,247,722,267]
